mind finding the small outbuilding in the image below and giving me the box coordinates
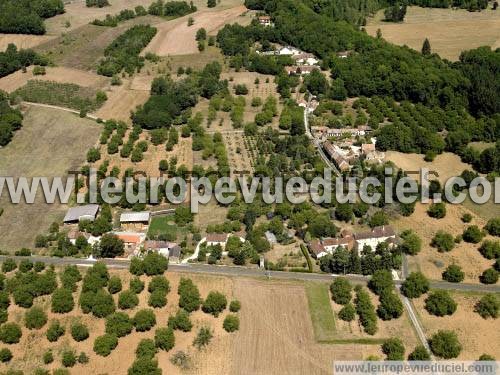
[120,211,151,231]
[63,204,100,224]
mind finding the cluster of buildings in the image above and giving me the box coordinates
[308,226,397,258]
[62,205,181,262]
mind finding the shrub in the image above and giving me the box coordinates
[485,218,500,236]
[78,352,89,364]
[354,286,377,335]
[43,350,54,364]
[46,320,65,342]
[129,257,144,276]
[408,345,430,360]
[377,291,403,320]
[462,225,485,243]
[136,338,157,359]
[461,213,472,223]
[60,265,82,292]
[330,278,352,305]
[1,259,16,273]
[178,278,201,312]
[34,262,45,272]
[480,268,499,284]
[0,323,22,344]
[71,322,89,342]
[442,265,464,283]
[0,348,12,362]
[399,230,422,255]
[431,231,455,252]
[129,277,145,294]
[193,326,212,349]
[478,240,500,260]
[92,290,116,317]
[148,289,167,308]
[155,327,175,351]
[223,314,240,332]
[142,252,168,276]
[105,312,133,337]
[474,294,499,319]
[13,285,34,308]
[429,330,461,359]
[229,300,241,313]
[118,290,139,309]
[401,272,429,298]
[368,270,394,296]
[382,338,405,360]
[51,288,74,313]
[202,291,227,317]
[133,309,156,331]
[427,202,446,219]
[108,276,122,294]
[0,310,6,325]
[168,309,192,332]
[338,303,356,321]
[425,290,457,316]
[19,259,33,272]
[148,276,170,293]
[478,354,495,361]
[25,306,47,329]
[128,357,161,375]
[61,350,76,368]
[93,334,118,356]
[0,291,10,310]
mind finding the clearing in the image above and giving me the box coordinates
[365,6,500,61]
[0,106,101,251]
[0,34,56,52]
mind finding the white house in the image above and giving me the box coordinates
[279,46,301,56]
[354,226,396,254]
[206,233,229,248]
[292,53,319,66]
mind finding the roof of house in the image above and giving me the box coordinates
[354,226,396,241]
[116,233,143,244]
[63,204,99,223]
[308,240,325,256]
[292,53,315,60]
[144,240,177,250]
[206,233,228,243]
[169,245,181,258]
[120,211,151,223]
[258,15,271,20]
[322,237,354,250]
[361,143,376,154]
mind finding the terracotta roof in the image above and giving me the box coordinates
[308,240,325,256]
[361,143,376,154]
[354,226,395,240]
[206,233,228,243]
[116,233,142,244]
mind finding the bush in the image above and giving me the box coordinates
[442,265,464,283]
[51,288,74,313]
[0,292,10,310]
[401,272,429,298]
[338,303,356,321]
[78,352,89,364]
[382,338,405,360]
[0,323,22,344]
[462,225,484,243]
[148,289,167,308]
[129,257,144,276]
[223,314,240,332]
[61,350,76,368]
[193,326,212,349]
[408,345,430,360]
[202,291,227,317]
[431,231,455,252]
[128,357,161,375]
[136,338,157,359]
[142,252,168,276]
[480,268,499,284]
[0,310,6,325]
[377,291,403,320]
[425,290,457,316]
[155,327,175,351]
[43,350,54,364]
[0,348,12,362]
[368,270,394,296]
[13,285,34,308]
[129,277,145,294]
[133,309,156,331]
[93,334,118,356]
[354,286,377,335]
[330,278,352,305]
[429,330,462,359]
[46,320,65,342]
[399,230,422,255]
[25,306,47,329]
[92,290,116,317]
[478,240,500,260]
[19,259,33,272]
[71,322,89,342]
[168,309,192,332]
[105,312,133,337]
[108,276,122,294]
[461,213,473,223]
[229,300,241,313]
[1,259,16,273]
[178,278,201,312]
[427,202,446,219]
[485,218,500,236]
[474,294,499,319]
[148,276,170,293]
[478,354,495,361]
[118,290,139,309]
[60,265,82,292]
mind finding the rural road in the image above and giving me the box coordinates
[22,101,100,120]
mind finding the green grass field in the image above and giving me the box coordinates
[147,216,178,240]
[305,282,337,342]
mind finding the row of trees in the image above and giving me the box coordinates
[0,90,23,147]
[0,43,48,78]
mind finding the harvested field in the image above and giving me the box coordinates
[0,106,101,251]
[0,66,108,94]
[93,83,150,122]
[0,34,56,52]
[413,291,500,360]
[366,6,500,61]
[143,5,248,56]
[393,202,495,283]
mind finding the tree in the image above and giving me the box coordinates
[118,290,139,309]
[129,257,144,276]
[335,204,353,222]
[382,338,405,360]
[479,240,500,259]
[480,268,499,284]
[148,290,167,308]
[401,272,429,298]
[442,265,464,283]
[193,326,212,349]
[25,306,47,329]
[136,338,157,359]
[92,290,116,318]
[368,270,394,296]
[421,38,431,56]
[485,218,500,236]
[128,357,161,375]
[377,292,403,320]
[133,309,156,331]
[178,278,201,312]
[155,327,175,351]
[0,348,12,363]
[148,276,170,293]
[202,291,227,317]
[130,277,145,294]
[62,350,76,368]
[462,225,484,243]
[429,330,462,359]
[105,312,133,337]
[71,322,89,342]
[46,320,65,342]
[229,300,241,312]
[51,288,74,313]
[474,293,499,319]
[368,211,389,228]
[168,309,192,332]
[207,0,216,7]
[1,259,16,273]
[338,303,356,321]
[223,314,240,332]
[98,234,125,258]
[431,231,455,252]
[87,147,101,163]
[427,203,446,219]
[408,345,430,360]
[425,290,457,316]
[43,350,54,364]
[108,276,122,294]
[399,230,422,255]
[142,252,168,276]
[330,278,352,305]
[93,334,118,356]
[0,323,22,344]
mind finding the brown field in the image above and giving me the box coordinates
[0,106,101,251]
[0,34,56,52]
[393,202,495,283]
[384,151,472,184]
[366,6,500,61]
[0,66,108,94]
[194,200,229,231]
[413,291,500,360]
[143,5,248,56]
[93,82,150,122]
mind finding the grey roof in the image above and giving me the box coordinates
[169,245,181,258]
[120,212,151,223]
[265,231,277,244]
[63,205,99,223]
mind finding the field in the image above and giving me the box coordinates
[413,291,500,360]
[0,34,56,52]
[0,106,101,251]
[365,6,500,61]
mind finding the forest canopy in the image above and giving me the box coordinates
[0,0,65,35]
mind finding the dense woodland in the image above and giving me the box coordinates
[0,0,64,34]
[0,91,23,147]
